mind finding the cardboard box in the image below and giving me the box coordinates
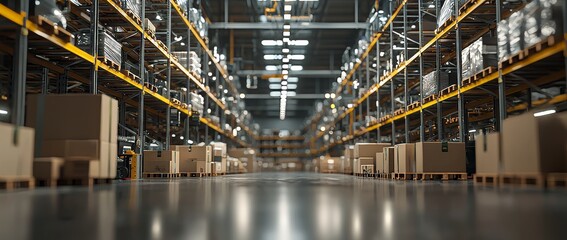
[416,142,466,173]
[33,157,64,179]
[502,111,567,174]
[395,143,415,173]
[376,153,384,173]
[173,145,211,173]
[344,145,354,160]
[38,140,115,178]
[228,148,256,173]
[62,158,100,178]
[0,122,34,177]
[144,150,179,173]
[383,147,395,174]
[475,132,500,174]
[354,143,391,158]
[354,157,375,174]
[143,160,175,173]
[26,94,118,143]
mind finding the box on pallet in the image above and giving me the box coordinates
[62,158,100,178]
[0,123,34,178]
[415,142,466,173]
[228,148,257,173]
[376,152,384,174]
[502,110,567,174]
[172,145,212,173]
[354,157,375,174]
[383,147,395,174]
[33,157,64,179]
[394,143,415,173]
[143,150,180,174]
[475,132,500,174]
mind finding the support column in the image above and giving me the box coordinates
[455,0,466,142]
[390,0,395,145]
[376,42,381,142]
[90,0,99,94]
[436,0,443,140]
[41,68,49,94]
[166,2,172,149]
[137,0,146,178]
[496,0,506,132]
[11,0,28,126]
[418,0,425,142]
[403,4,409,143]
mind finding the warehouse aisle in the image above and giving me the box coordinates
[1,173,567,240]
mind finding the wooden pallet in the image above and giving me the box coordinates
[393,172,416,180]
[156,40,169,52]
[440,84,457,97]
[459,0,480,15]
[394,108,405,116]
[145,30,156,40]
[29,15,74,43]
[500,35,559,69]
[355,173,375,178]
[407,101,421,111]
[122,70,141,82]
[546,173,567,188]
[180,172,206,178]
[112,0,122,7]
[499,174,546,188]
[144,82,158,92]
[143,172,181,178]
[49,178,112,187]
[126,9,142,26]
[462,66,496,86]
[422,94,437,104]
[171,98,182,106]
[379,115,392,123]
[181,103,189,109]
[376,173,391,179]
[98,56,121,71]
[415,172,467,181]
[474,173,499,186]
[435,16,456,34]
[0,177,35,190]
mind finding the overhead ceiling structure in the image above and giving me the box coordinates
[204,0,375,129]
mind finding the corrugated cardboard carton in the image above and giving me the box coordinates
[144,150,179,173]
[395,143,416,173]
[354,157,375,174]
[0,122,34,177]
[502,111,567,174]
[26,94,118,143]
[38,140,115,178]
[33,157,64,179]
[475,132,500,174]
[354,143,392,158]
[383,147,395,174]
[416,142,466,173]
[62,158,100,178]
[376,153,384,173]
[144,160,175,173]
[173,145,211,173]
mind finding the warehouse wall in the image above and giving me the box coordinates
[256,118,305,132]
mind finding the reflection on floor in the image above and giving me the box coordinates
[1,172,567,240]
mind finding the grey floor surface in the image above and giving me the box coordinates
[1,172,567,240]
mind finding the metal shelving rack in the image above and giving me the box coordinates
[255,135,308,158]
[0,0,257,177]
[307,0,566,155]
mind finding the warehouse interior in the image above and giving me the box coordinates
[1,0,567,239]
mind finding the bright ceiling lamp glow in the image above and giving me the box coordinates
[270,91,281,97]
[290,65,303,71]
[290,40,309,46]
[282,64,289,69]
[264,54,283,60]
[283,37,290,42]
[261,40,283,46]
[284,5,292,11]
[282,70,289,75]
[282,48,290,53]
[286,84,298,90]
[281,85,288,90]
[0,109,8,115]
[289,55,305,60]
[533,109,556,117]
[287,77,298,83]
[283,75,288,80]
[269,78,282,82]
[281,80,288,86]
[283,31,290,37]
[265,65,279,71]
[283,24,291,30]
[282,58,289,63]
[284,14,291,20]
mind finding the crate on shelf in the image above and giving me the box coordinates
[29,15,74,43]
[393,108,405,116]
[407,101,421,111]
[462,66,496,86]
[439,84,457,97]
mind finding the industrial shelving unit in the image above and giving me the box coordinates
[255,134,308,158]
[307,0,567,155]
[0,0,257,176]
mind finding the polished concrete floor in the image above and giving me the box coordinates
[1,172,567,240]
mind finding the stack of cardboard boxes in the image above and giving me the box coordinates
[415,142,466,173]
[342,145,354,174]
[143,150,180,174]
[475,110,567,184]
[353,143,391,175]
[173,145,212,174]
[211,142,227,174]
[228,148,257,173]
[26,94,118,181]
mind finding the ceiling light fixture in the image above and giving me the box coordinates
[533,109,556,117]
[265,65,279,71]
[284,5,292,11]
[284,14,291,20]
[287,77,299,82]
[290,65,303,71]
[283,24,291,30]
[282,70,289,75]
[282,48,290,53]
[283,31,290,37]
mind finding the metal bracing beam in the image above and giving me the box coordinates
[209,22,369,30]
[235,70,341,77]
[244,94,325,99]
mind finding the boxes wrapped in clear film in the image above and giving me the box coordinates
[461,37,497,79]
[121,0,141,20]
[76,30,122,67]
[29,0,67,29]
[422,71,449,98]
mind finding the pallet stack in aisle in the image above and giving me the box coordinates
[26,94,118,187]
[474,110,567,188]
[143,150,180,178]
[0,122,35,189]
[353,143,391,177]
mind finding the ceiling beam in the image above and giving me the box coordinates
[209,22,369,30]
[236,70,340,77]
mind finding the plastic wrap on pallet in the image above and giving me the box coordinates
[469,37,498,76]
[124,61,140,76]
[177,0,189,14]
[497,19,510,61]
[540,0,563,39]
[144,18,156,34]
[461,46,472,80]
[524,0,562,48]
[523,0,542,47]
[121,0,141,20]
[29,0,67,29]
[189,8,200,23]
[508,10,524,55]
[437,0,454,29]
[422,71,449,97]
[100,32,122,67]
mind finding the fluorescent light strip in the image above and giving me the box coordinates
[261,40,309,46]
